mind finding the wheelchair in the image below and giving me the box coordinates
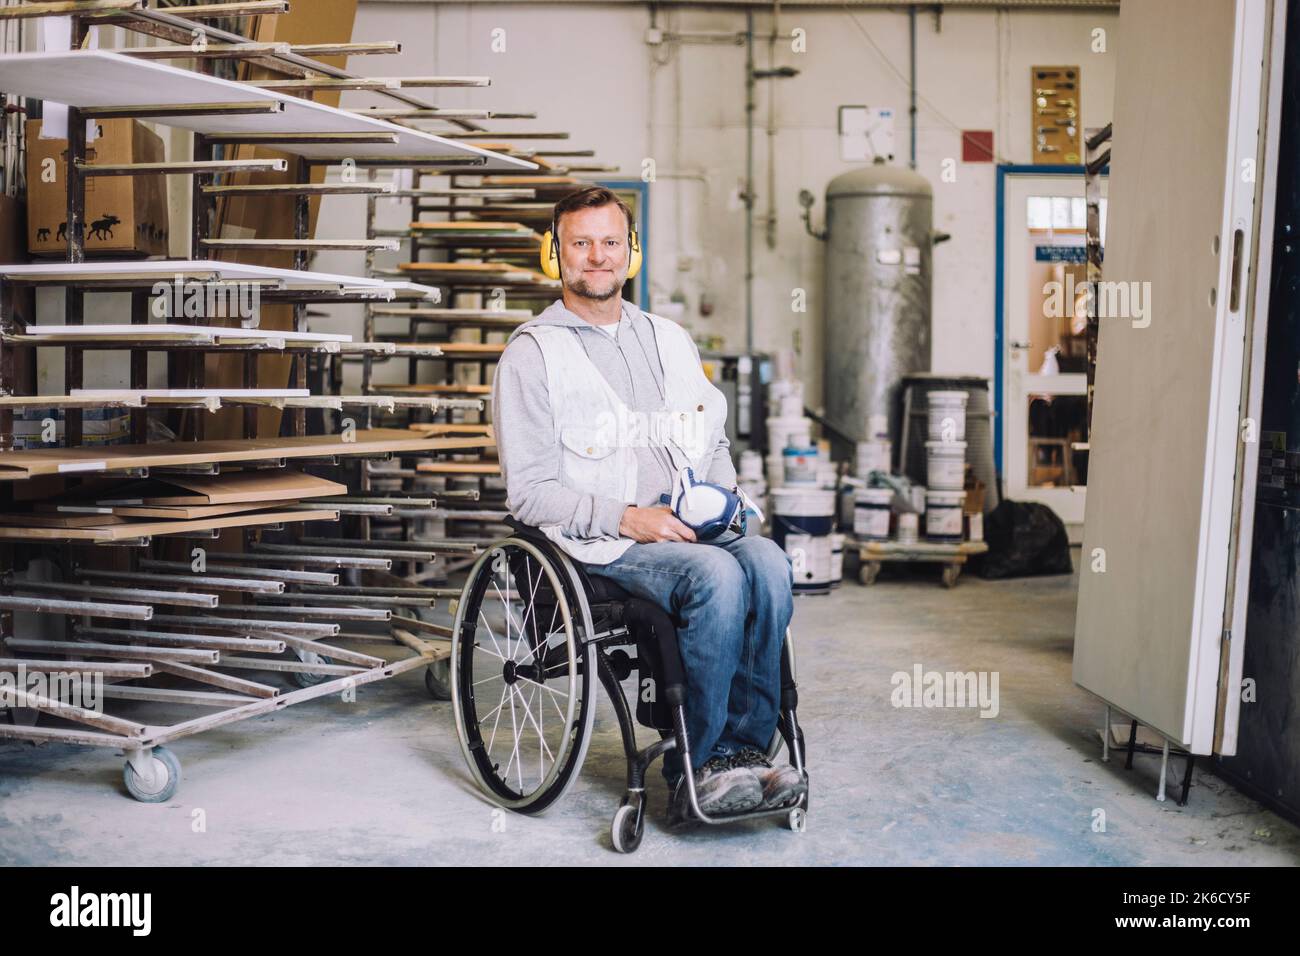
[450,518,809,853]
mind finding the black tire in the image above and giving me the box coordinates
[451,539,596,814]
[424,659,452,700]
[123,746,181,803]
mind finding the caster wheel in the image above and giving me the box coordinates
[858,562,881,586]
[611,801,644,854]
[424,658,452,701]
[941,564,961,589]
[123,746,181,804]
[291,647,333,689]
[787,807,807,832]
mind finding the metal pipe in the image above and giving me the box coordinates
[148,614,338,637]
[12,580,217,609]
[0,594,151,621]
[75,568,285,594]
[139,558,335,586]
[909,5,917,169]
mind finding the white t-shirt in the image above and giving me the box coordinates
[593,318,620,339]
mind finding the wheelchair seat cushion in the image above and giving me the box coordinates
[586,574,633,604]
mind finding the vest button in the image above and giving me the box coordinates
[696,404,704,411]
[586,447,594,454]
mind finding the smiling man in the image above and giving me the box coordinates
[492,186,802,825]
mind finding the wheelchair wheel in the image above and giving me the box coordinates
[451,538,597,814]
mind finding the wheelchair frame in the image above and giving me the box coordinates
[450,522,808,853]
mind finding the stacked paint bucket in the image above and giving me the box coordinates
[925,391,968,541]
[737,450,766,536]
[767,379,839,594]
[853,414,895,542]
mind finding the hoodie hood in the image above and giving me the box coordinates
[506,297,644,344]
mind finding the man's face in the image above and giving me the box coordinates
[556,203,629,302]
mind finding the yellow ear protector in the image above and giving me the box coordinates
[540,213,641,281]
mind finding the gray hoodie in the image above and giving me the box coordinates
[493,298,737,541]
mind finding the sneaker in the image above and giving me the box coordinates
[730,747,806,809]
[667,755,763,826]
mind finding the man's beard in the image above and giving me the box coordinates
[565,270,625,301]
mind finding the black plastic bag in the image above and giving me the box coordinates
[973,500,1073,579]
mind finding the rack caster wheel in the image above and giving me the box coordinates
[858,562,881,586]
[787,807,807,832]
[290,647,333,689]
[424,658,452,701]
[941,565,961,589]
[123,746,181,804]
[611,798,644,854]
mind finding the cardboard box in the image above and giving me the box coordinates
[25,118,169,257]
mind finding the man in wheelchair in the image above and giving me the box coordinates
[493,186,804,824]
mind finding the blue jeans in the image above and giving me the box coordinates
[586,531,794,785]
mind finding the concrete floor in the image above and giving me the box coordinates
[3,556,1299,866]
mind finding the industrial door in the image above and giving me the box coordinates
[1072,0,1283,755]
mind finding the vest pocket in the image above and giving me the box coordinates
[559,426,619,490]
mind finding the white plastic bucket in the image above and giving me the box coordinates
[927,390,969,442]
[829,532,845,588]
[896,512,919,544]
[767,415,811,453]
[926,440,967,490]
[770,487,837,550]
[738,449,764,480]
[784,532,832,595]
[855,439,891,477]
[853,488,893,540]
[967,511,984,543]
[766,452,786,489]
[925,490,966,540]
[782,445,819,484]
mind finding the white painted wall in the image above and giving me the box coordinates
[310,2,1119,408]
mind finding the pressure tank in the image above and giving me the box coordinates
[822,163,933,448]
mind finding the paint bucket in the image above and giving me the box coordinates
[768,415,811,454]
[829,532,845,588]
[853,488,893,540]
[769,487,837,550]
[815,461,838,489]
[738,449,764,481]
[782,445,819,485]
[910,484,927,514]
[855,439,891,478]
[766,452,786,489]
[926,440,967,490]
[738,476,767,536]
[896,512,919,544]
[784,532,832,596]
[966,511,984,543]
[925,490,966,541]
[927,390,969,442]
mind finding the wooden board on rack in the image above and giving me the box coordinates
[0,509,337,542]
[382,383,492,396]
[93,470,344,506]
[0,431,493,481]
[407,423,494,438]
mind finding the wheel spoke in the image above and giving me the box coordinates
[485,683,509,753]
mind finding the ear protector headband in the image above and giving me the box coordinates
[540,209,642,282]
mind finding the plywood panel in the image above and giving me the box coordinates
[1073,0,1268,752]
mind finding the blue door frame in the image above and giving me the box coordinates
[599,178,650,312]
[993,163,1106,471]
